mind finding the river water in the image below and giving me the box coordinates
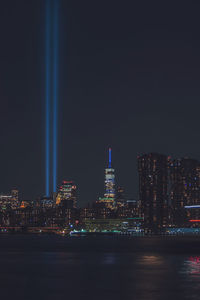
[0,234,200,300]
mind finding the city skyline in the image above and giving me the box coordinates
[4,150,200,205]
[1,1,200,205]
[2,150,200,234]
[1,2,200,300]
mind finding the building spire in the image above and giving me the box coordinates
[109,148,112,168]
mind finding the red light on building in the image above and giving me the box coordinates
[189,256,200,263]
[189,220,200,222]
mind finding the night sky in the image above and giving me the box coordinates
[1,0,200,205]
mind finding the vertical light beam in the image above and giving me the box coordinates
[109,148,112,168]
[53,0,58,193]
[45,0,50,197]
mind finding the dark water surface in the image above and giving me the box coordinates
[1,235,200,300]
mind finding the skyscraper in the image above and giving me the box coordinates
[0,189,20,210]
[104,148,115,199]
[138,153,169,232]
[169,158,200,225]
[98,148,115,209]
[56,181,77,208]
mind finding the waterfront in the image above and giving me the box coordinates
[0,235,200,299]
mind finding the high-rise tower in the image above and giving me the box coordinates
[56,181,77,208]
[98,148,115,209]
[104,148,115,199]
[138,153,169,231]
[169,158,200,225]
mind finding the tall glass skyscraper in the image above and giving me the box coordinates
[98,148,115,209]
[104,148,115,199]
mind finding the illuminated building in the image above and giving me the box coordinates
[115,199,139,219]
[104,148,115,199]
[125,199,139,216]
[56,181,77,208]
[169,158,200,226]
[83,218,143,233]
[138,153,169,232]
[0,189,20,210]
[20,201,30,209]
[115,187,126,208]
[98,148,115,209]
[11,190,19,202]
[80,204,96,223]
[39,196,54,208]
[98,197,114,210]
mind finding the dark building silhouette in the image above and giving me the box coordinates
[169,158,200,226]
[138,153,169,232]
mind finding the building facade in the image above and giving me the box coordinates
[0,189,20,210]
[56,181,77,208]
[169,158,200,226]
[98,148,115,209]
[138,153,169,232]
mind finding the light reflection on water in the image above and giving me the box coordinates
[133,254,200,300]
[1,236,200,300]
[102,254,116,265]
[138,255,163,265]
[178,256,200,300]
[183,256,200,275]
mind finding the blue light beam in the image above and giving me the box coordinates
[53,0,59,193]
[45,0,50,197]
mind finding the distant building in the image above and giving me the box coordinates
[11,190,19,203]
[20,201,30,209]
[169,158,200,226]
[138,153,169,232]
[56,181,77,208]
[0,189,20,210]
[83,218,143,233]
[126,199,139,215]
[39,196,54,209]
[98,148,115,209]
[114,198,139,219]
[115,187,126,208]
[104,149,115,199]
